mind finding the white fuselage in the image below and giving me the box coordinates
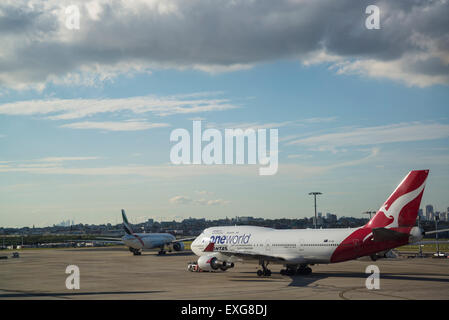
[123,233,175,250]
[191,226,358,265]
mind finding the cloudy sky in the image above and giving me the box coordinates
[0,0,448,227]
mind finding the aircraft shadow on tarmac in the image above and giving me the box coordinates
[0,290,165,299]
[229,272,318,287]
[230,271,449,288]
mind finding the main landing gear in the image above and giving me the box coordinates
[157,247,167,255]
[129,247,141,256]
[257,260,272,277]
[280,264,312,275]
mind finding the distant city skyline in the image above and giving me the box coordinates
[5,203,448,229]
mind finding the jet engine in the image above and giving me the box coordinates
[408,226,424,244]
[197,255,234,271]
[173,242,185,251]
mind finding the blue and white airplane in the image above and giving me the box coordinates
[103,210,195,255]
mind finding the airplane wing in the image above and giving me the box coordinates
[218,250,286,262]
[170,237,197,243]
[92,239,124,244]
[66,239,124,244]
[204,242,285,262]
[94,237,123,241]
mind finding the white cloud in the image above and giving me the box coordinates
[0,0,447,89]
[205,118,337,131]
[200,199,230,206]
[36,156,100,162]
[169,195,192,205]
[195,190,214,195]
[332,57,449,88]
[60,121,169,131]
[287,154,312,159]
[169,195,229,206]
[0,148,379,179]
[206,121,293,131]
[0,93,237,120]
[287,122,449,152]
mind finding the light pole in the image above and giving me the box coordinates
[435,212,440,255]
[309,192,322,229]
[363,211,376,220]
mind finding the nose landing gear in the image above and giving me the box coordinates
[129,247,142,255]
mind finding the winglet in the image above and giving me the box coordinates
[203,242,215,252]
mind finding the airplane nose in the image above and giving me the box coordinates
[191,237,200,254]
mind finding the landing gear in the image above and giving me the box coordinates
[280,266,296,276]
[257,260,272,277]
[280,264,312,275]
[157,248,167,255]
[129,247,141,256]
[297,266,312,275]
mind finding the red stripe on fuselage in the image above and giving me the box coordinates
[330,226,410,263]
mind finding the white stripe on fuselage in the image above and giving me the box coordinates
[191,226,356,264]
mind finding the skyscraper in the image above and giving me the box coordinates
[418,209,424,221]
[426,205,434,221]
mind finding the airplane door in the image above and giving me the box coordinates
[265,239,271,252]
[298,239,304,252]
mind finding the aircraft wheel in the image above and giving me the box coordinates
[257,270,263,277]
[303,267,312,275]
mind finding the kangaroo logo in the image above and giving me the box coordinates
[378,181,426,229]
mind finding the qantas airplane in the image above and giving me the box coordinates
[190,170,449,276]
[103,210,195,255]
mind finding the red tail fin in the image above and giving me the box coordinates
[366,170,429,229]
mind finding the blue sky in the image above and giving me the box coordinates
[0,1,448,227]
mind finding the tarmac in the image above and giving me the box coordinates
[0,247,448,300]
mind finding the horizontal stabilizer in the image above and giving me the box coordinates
[372,227,409,242]
[414,240,449,245]
[424,228,449,235]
